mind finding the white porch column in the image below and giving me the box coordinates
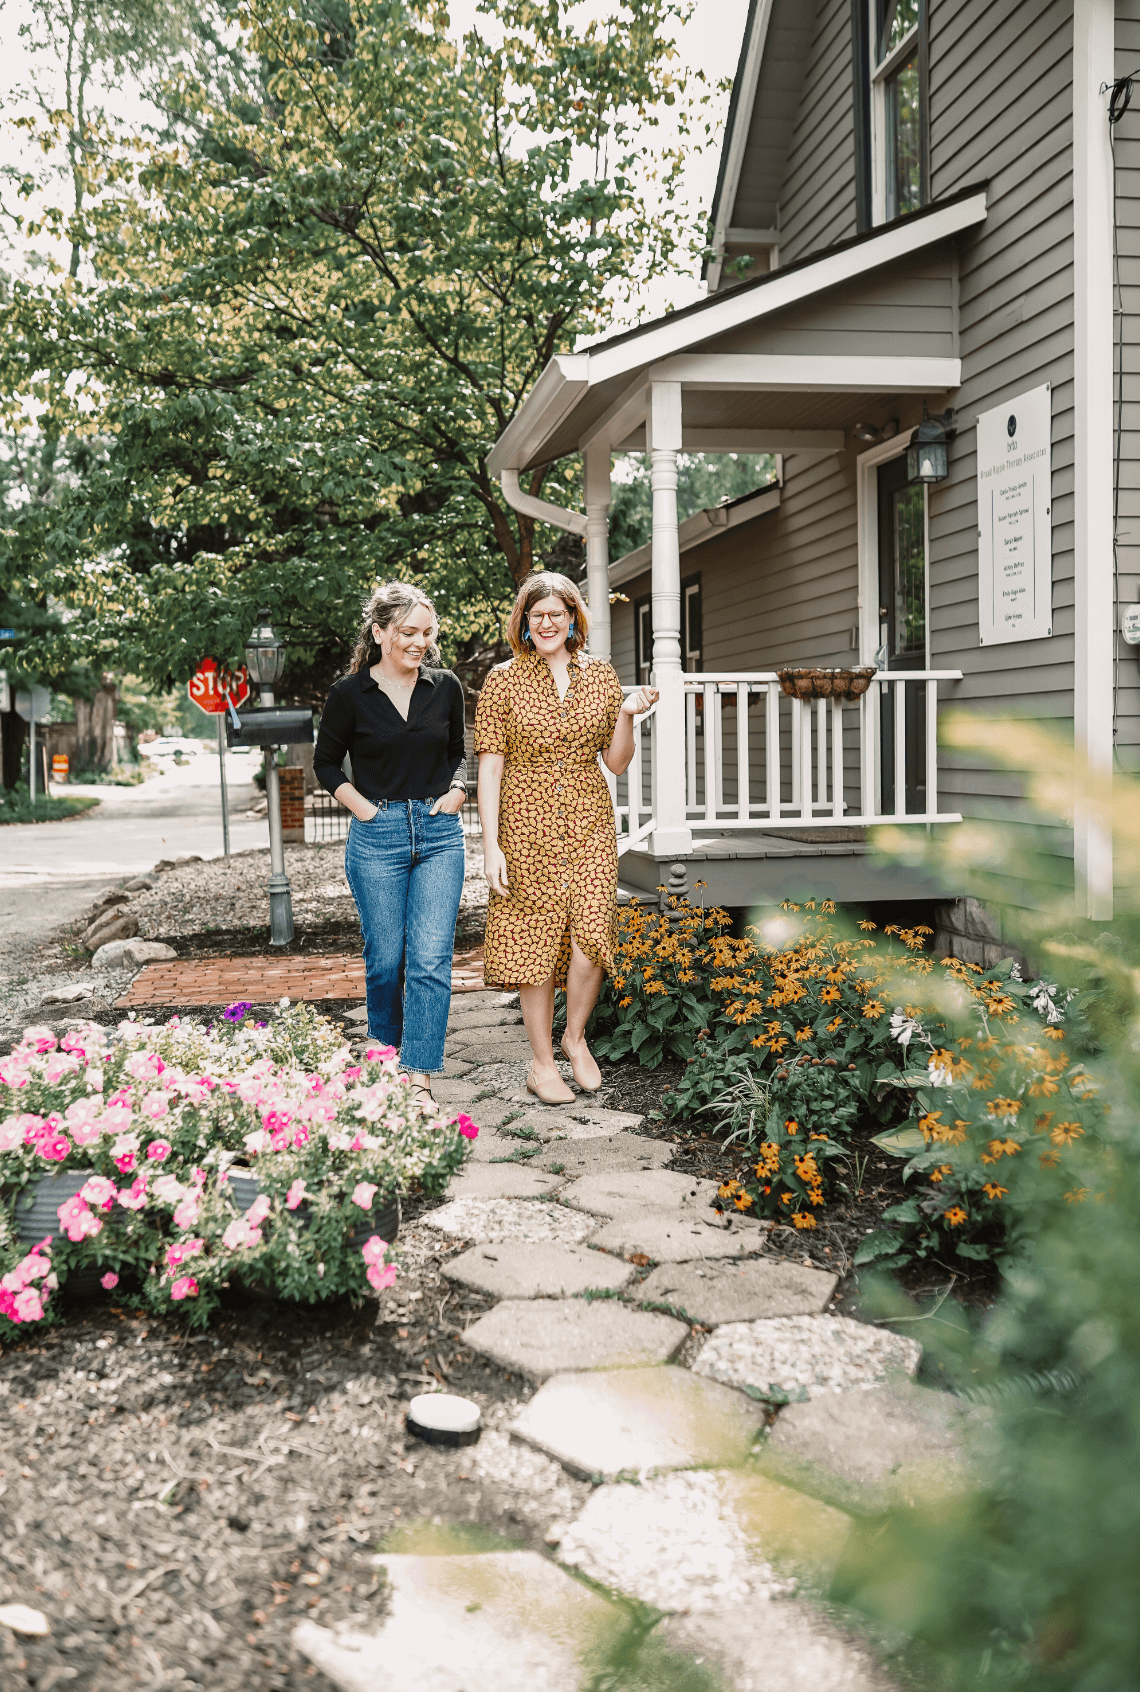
[1073,0,1115,919]
[583,441,612,662]
[648,381,692,857]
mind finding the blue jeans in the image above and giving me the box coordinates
[344,800,466,1075]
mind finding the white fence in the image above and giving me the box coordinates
[615,670,963,854]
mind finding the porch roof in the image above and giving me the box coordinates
[486,185,987,476]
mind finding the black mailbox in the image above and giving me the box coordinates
[225,705,314,748]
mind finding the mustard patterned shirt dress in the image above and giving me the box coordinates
[474,649,625,990]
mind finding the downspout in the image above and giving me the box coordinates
[499,469,588,538]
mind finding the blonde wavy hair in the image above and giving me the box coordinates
[347,581,441,673]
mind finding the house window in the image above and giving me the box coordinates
[635,597,653,686]
[683,577,702,672]
[869,0,926,225]
[633,576,702,682]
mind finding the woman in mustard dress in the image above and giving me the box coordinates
[475,571,657,1104]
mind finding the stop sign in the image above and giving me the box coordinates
[188,658,251,715]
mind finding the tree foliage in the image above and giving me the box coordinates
[3,0,710,702]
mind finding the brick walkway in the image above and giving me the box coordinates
[115,946,486,1009]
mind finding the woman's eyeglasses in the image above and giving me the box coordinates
[528,609,568,627]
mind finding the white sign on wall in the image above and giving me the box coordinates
[977,383,1052,645]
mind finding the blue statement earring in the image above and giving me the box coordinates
[522,626,533,646]
[567,619,576,642]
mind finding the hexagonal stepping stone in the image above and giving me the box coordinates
[447,1005,524,1031]
[638,1258,838,1324]
[531,1133,674,1178]
[447,1023,534,1053]
[692,1315,921,1401]
[422,1199,595,1246]
[556,1468,850,1613]
[443,1241,635,1300]
[561,1169,720,1218]
[462,1298,687,1382]
[446,1164,563,1201]
[762,1380,987,1512]
[511,1365,765,1480]
[587,1212,764,1263]
[663,1597,898,1692]
[294,1550,631,1691]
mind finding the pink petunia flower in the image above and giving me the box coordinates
[0,1118,23,1152]
[173,1193,202,1230]
[13,1287,45,1322]
[127,1051,165,1083]
[141,1091,170,1120]
[57,1194,102,1242]
[79,1175,118,1210]
[38,1134,71,1163]
[165,1238,204,1270]
[65,1097,101,1128]
[286,1179,307,1210]
[455,1114,479,1140]
[361,1235,389,1266]
[117,1174,148,1211]
[20,1026,57,1053]
[0,1057,32,1089]
[246,1194,271,1228]
[343,1067,362,1080]
[351,1182,378,1210]
[170,1276,198,1301]
[100,1272,119,1291]
[366,1262,397,1291]
[364,1044,397,1061]
[114,1151,137,1174]
[145,1140,172,1162]
[69,1121,102,1147]
[222,1217,258,1251]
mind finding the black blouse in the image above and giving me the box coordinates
[314,667,467,804]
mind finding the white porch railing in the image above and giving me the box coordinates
[613,670,963,855]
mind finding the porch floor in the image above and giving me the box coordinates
[619,829,951,910]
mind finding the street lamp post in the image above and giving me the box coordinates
[244,610,295,946]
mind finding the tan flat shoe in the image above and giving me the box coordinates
[526,1067,575,1105]
[560,1036,602,1093]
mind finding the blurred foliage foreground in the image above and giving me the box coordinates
[589,721,1140,1688]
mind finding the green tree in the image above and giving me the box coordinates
[608,450,776,561]
[2,0,710,701]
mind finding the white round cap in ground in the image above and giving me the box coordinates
[407,1392,482,1447]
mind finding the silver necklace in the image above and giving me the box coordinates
[376,668,417,693]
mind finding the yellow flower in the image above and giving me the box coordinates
[982,1182,1008,1200]
[862,1000,886,1020]
[827,1015,843,1032]
[618,996,633,1009]
[1050,1122,1084,1146]
[1038,1149,1061,1168]
[858,920,877,930]
[819,986,841,1004]
[981,1138,1021,1163]
[918,1111,943,1141]
[1064,1188,1089,1205]
[791,1212,817,1229]
[795,1026,814,1043]
[986,1098,1023,1119]
[943,1206,968,1226]
[644,981,669,996]
[784,1119,800,1135]
[1044,1027,1065,1041]
[733,1193,754,1211]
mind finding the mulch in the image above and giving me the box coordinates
[114,949,487,1010]
[0,1229,565,1692]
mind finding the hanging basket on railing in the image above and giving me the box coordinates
[776,666,877,701]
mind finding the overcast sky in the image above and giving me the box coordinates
[0,0,750,325]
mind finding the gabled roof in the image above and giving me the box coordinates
[487,185,987,476]
[705,0,820,288]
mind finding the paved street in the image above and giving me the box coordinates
[0,755,265,952]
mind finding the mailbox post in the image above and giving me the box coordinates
[241,612,299,946]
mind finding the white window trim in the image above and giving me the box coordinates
[869,6,920,227]
[856,429,928,668]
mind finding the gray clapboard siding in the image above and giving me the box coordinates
[1111,9,1140,758]
[777,0,857,265]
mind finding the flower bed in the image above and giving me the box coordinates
[589,897,1093,1261]
[0,1002,476,1331]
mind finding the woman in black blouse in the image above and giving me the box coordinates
[314,582,467,1104]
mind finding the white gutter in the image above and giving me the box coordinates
[608,484,781,587]
[500,468,588,538]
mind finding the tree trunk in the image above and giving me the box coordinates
[90,680,118,770]
[0,709,28,791]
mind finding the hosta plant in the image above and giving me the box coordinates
[0,1003,476,1331]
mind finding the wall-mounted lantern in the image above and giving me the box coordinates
[907,409,956,484]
